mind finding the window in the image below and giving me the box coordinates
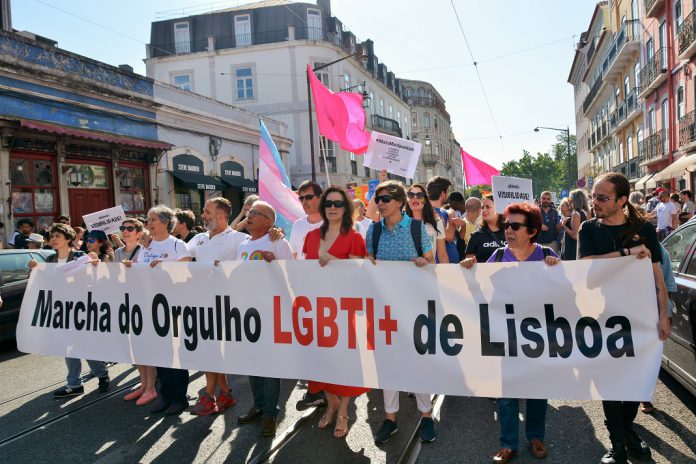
[369,91,374,114]
[319,137,336,173]
[174,22,191,54]
[634,62,640,89]
[676,1,683,28]
[678,85,685,119]
[434,116,439,130]
[404,87,412,97]
[411,112,418,130]
[380,99,384,116]
[648,107,656,133]
[235,15,252,47]
[172,73,192,91]
[389,105,393,120]
[627,135,633,159]
[660,21,667,63]
[307,8,322,40]
[664,224,696,273]
[423,112,431,128]
[351,156,357,176]
[397,111,401,124]
[235,67,254,100]
[661,98,669,153]
[343,72,350,90]
[364,167,371,178]
[10,154,58,231]
[118,164,149,215]
[314,62,329,86]
[623,75,630,98]
[618,140,624,163]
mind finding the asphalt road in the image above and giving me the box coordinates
[0,343,694,464]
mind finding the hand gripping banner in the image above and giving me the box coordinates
[17,258,662,401]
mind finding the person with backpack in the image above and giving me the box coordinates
[461,202,559,464]
[404,183,448,262]
[365,180,436,445]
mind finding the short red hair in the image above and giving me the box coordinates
[504,202,543,243]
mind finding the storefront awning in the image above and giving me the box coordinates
[19,119,173,150]
[172,171,224,190]
[635,173,656,190]
[221,176,258,193]
[652,154,696,182]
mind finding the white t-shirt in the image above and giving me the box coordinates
[236,234,294,261]
[655,201,678,230]
[289,216,323,259]
[424,216,446,254]
[356,218,374,239]
[188,227,248,263]
[140,236,191,264]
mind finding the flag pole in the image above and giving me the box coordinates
[318,136,331,187]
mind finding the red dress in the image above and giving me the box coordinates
[302,227,370,397]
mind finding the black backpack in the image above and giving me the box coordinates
[372,219,423,258]
[493,246,552,262]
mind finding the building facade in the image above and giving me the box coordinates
[145,0,465,190]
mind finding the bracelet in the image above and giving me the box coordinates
[619,248,626,257]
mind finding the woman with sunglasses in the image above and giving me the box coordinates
[405,184,448,263]
[85,230,114,262]
[301,186,368,438]
[461,202,559,464]
[460,195,506,267]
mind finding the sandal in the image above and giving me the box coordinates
[318,410,336,429]
[333,415,349,439]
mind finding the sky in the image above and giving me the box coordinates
[10,0,598,170]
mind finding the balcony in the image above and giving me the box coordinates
[638,48,668,98]
[603,20,641,83]
[641,129,667,163]
[583,75,604,114]
[644,0,666,19]
[421,153,438,166]
[612,161,628,177]
[679,109,696,150]
[628,157,643,180]
[371,114,402,137]
[678,10,696,60]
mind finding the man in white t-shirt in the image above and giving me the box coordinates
[236,200,292,438]
[353,199,374,238]
[655,190,678,240]
[187,197,248,417]
[289,180,323,259]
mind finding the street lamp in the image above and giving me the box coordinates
[534,126,574,191]
[306,51,368,182]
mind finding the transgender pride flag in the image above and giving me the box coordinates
[258,119,305,237]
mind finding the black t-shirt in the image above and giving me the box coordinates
[465,226,506,263]
[578,218,662,263]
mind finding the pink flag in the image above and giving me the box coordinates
[461,147,500,186]
[307,65,370,154]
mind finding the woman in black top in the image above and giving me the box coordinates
[560,189,590,261]
[461,195,505,264]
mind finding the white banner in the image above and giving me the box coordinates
[82,205,126,235]
[17,258,662,401]
[363,131,421,179]
[491,175,534,214]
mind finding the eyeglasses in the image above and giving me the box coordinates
[119,226,137,232]
[86,238,97,244]
[374,195,394,204]
[407,192,426,199]
[298,194,316,202]
[248,209,270,219]
[322,200,346,208]
[591,194,616,202]
[503,222,528,231]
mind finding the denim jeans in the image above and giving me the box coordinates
[249,376,280,418]
[498,398,548,450]
[66,358,108,388]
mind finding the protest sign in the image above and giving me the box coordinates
[82,205,126,235]
[353,184,369,204]
[491,176,534,214]
[367,179,380,200]
[17,258,662,401]
[363,131,421,179]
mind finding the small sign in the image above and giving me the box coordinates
[576,178,587,188]
[550,192,558,204]
[367,179,380,200]
[363,132,421,179]
[83,205,126,235]
[491,176,534,214]
[561,189,569,198]
[588,176,594,188]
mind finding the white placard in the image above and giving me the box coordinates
[17,258,662,401]
[82,205,126,235]
[491,176,534,214]
[363,131,421,179]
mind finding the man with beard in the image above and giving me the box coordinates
[538,191,561,253]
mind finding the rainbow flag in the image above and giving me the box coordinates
[258,119,305,237]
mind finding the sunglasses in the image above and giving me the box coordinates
[591,194,616,202]
[374,195,394,204]
[322,200,345,208]
[503,222,528,231]
[248,209,270,219]
[86,238,97,244]
[119,225,137,232]
[298,194,316,202]
[407,192,426,199]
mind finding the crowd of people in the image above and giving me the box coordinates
[11,169,675,464]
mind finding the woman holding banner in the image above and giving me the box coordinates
[461,202,559,463]
[460,195,505,266]
[302,186,368,439]
[405,184,448,263]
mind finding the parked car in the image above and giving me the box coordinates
[0,249,55,342]
[661,222,696,396]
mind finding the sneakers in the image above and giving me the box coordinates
[192,393,219,416]
[493,448,518,464]
[419,417,436,443]
[296,390,326,410]
[216,390,236,413]
[54,385,84,398]
[374,419,398,444]
[600,447,628,464]
[136,390,158,406]
[98,376,110,393]
[625,430,652,460]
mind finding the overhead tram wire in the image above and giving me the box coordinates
[450,0,505,156]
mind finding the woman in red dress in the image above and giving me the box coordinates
[302,186,369,439]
